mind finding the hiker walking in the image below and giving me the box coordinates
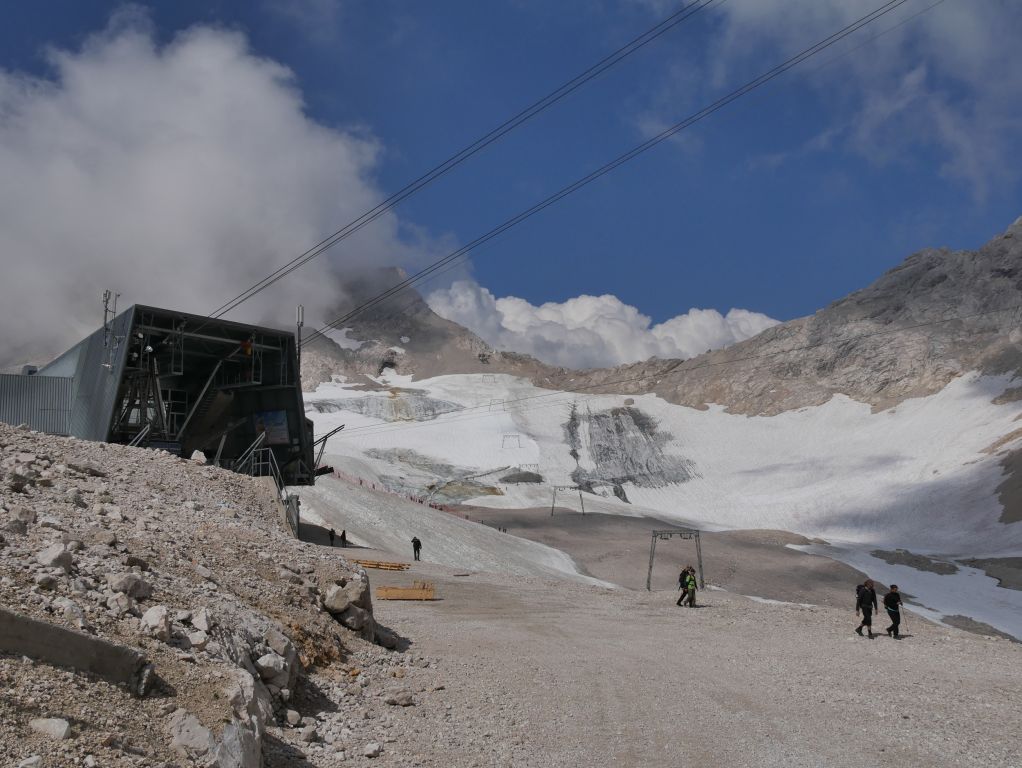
[328,528,335,547]
[855,579,878,638]
[676,567,689,607]
[340,529,347,548]
[884,584,903,638]
[684,566,698,607]
[411,536,422,561]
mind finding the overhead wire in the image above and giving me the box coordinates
[203,0,723,323]
[304,0,953,344]
[301,0,920,347]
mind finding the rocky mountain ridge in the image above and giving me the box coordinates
[304,217,1022,417]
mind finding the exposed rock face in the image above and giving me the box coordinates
[309,393,464,422]
[550,218,1022,415]
[305,219,1022,417]
[563,404,698,496]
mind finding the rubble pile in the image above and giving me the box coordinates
[0,422,443,767]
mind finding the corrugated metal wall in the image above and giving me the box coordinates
[63,306,134,441]
[0,374,73,434]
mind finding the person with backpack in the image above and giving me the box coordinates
[411,536,422,561]
[884,584,903,638]
[676,567,689,607]
[328,528,335,547]
[855,579,878,638]
[684,567,698,607]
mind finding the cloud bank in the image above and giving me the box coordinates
[427,280,778,369]
[0,9,419,366]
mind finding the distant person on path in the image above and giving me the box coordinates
[884,585,903,638]
[328,528,335,547]
[684,567,698,607]
[411,536,422,561]
[676,567,689,607]
[340,529,347,548]
[855,579,878,638]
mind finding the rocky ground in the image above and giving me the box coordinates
[0,422,440,768]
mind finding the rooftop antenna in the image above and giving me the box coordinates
[296,304,305,365]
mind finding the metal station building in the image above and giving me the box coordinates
[0,304,316,487]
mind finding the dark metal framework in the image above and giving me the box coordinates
[550,485,586,515]
[4,304,315,486]
[646,528,704,591]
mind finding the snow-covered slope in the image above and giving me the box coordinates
[299,473,611,586]
[305,369,1022,637]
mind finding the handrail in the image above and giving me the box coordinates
[250,446,300,537]
[233,431,266,473]
[127,423,151,448]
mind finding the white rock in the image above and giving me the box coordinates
[106,592,134,616]
[141,605,171,641]
[192,607,213,632]
[254,652,290,689]
[363,742,383,758]
[36,543,72,572]
[187,630,209,650]
[166,708,213,758]
[29,717,71,740]
[106,572,152,599]
[225,669,274,735]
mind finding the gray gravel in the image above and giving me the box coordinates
[367,565,1022,768]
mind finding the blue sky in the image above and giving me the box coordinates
[1,1,1020,367]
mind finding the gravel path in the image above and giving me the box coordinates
[366,564,1022,768]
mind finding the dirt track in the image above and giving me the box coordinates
[366,563,1022,768]
[455,505,868,607]
[304,494,1022,767]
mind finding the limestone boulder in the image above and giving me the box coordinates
[29,718,71,740]
[141,605,171,641]
[167,709,213,760]
[323,578,372,616]
[36,543,72,572]
[106,572,153,600]
[254,652,290,689]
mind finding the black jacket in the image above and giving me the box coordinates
[857,586,877,611]
[883,592,902,611]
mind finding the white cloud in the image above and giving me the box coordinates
[0,9,419,366]
[642,0,1022,199]
[427,279,778,369]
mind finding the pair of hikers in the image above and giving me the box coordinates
[676,565,698,607]
[327,528,348,548]
[855,579,903,639]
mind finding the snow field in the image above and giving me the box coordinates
[305,369,1022,636]
[298,474,612,587]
